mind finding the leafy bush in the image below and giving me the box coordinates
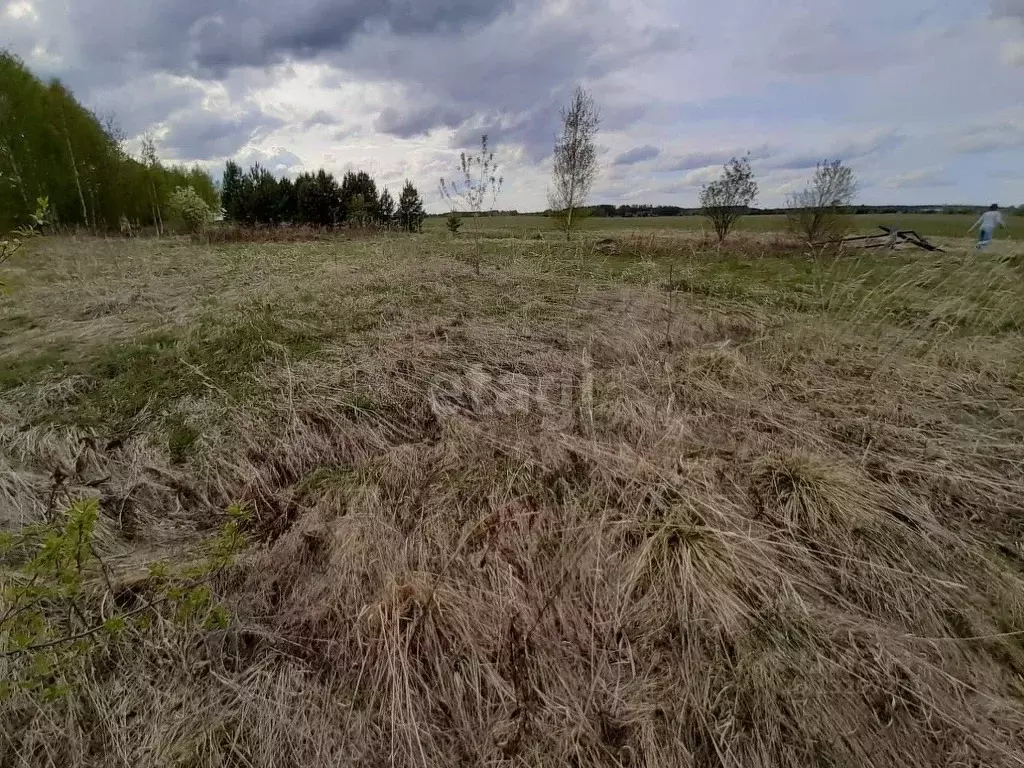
[169,186,214,234]
[26,196,54,234]
[0,500,248,701]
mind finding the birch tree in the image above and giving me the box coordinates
[549,86,600,240]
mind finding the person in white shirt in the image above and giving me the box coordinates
[968,204,1005,249]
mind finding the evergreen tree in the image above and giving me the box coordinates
[276,177,297,223]
[221,160,245,222]
[397,180,426,233]
[378,187,395,228]
[311,169,341,226]
[247,163,280,224]
[340,170,378,224]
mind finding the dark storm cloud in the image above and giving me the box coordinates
[33,0,518,76]
[613,145,660,165]
[345,15,681,160]
[163,109,285,159]
[6,0,681,166]
[375,104,470,138]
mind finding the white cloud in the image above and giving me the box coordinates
[3,1,38,21]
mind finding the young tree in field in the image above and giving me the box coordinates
[787,160,857,243]
[397,180,426,233]
[699,154,758,242]
[439,134,503,218]
[549,86,600,240]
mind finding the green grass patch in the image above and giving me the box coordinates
[32,305,338,433]
[0,345,70,391]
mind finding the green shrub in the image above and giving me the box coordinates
[0,500,248,701]
[168,186,214,234]
[28,196,54,233]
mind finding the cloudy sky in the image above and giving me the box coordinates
[3,0,1023,210]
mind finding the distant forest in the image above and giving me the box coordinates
[530,204,1023,219]
[0,51,217,233]
[430,204,1024,219]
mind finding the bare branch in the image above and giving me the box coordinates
[439,134,503,217]
[786,160,857,243]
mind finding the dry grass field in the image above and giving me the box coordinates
[1,229,1024,767]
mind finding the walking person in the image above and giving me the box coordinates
[968,204,1006,249]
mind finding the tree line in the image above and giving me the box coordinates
[220,162,426,232]
[581,203,1024,218]
[0,51,217,234]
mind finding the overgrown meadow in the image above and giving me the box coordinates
[1,225,1023,767]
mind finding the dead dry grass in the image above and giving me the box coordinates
[2,233,1024,767]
